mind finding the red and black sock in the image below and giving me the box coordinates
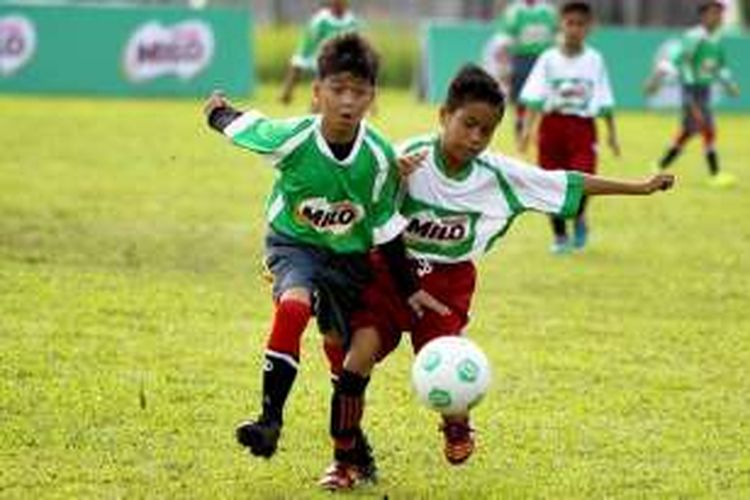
[261,299,311,424]
[330,370,370,459]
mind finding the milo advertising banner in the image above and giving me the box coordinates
[421,21,750,111]
[0,4,252,96]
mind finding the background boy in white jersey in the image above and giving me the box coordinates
[653,0,740,188]
[519,1,619,254]
[279,0,360,105]
[318,64,674,491]
[204,33,446,464]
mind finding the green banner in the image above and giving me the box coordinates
[0,4,252,96]
[421,21,750,111]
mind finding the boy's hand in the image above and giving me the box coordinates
[408,290,450,318]
[644,173,676,193]
[397,151,427,178]
[204,90,229,117]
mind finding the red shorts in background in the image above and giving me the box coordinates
[538,113,597,174]
[350,253,477,359]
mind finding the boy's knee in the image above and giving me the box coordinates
[344,327,381,376]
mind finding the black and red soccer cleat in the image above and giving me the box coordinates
[440,417,475,465]
[235,417,281,458]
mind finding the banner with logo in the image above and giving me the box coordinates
[0,4,252,96]
[421,21,750,111]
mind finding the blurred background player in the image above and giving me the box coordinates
[519,1,619,254]
[495,0,558,144]
[319,64,674,491]
[204,33,445,460]
[279,0,360,105]
[653,0,740,188]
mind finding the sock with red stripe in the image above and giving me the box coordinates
[330,370,370,459]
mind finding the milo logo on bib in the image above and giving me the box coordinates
[296,198,364,235]
[405,211,471,246]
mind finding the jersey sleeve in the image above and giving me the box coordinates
[493,155,585,218]
[222,111,315,166]
[366,137,408,245]
[594,55,615,116]
[519,52,549,110]
[498,3,519,37]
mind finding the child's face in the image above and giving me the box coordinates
[561,12,591,47]
[329,0,348,15]
[702,5,724,31]
[314,72,374,137]
[439,101,503,166]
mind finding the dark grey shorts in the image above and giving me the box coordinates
[511,54,539,102]
[681,85,714,133]
[264,229,372,344]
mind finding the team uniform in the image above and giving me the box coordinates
[675,25,735,135]
[219,111,405,341]
[520,45,615,174]
[291,7,360,73]
[498,0,558,103]
[351,136,584,355]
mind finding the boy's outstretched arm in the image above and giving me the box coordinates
[204,91,242,132]
[583,172,675,196]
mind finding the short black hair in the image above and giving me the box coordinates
[561,1,593,18]
[445,64,505,114]
[698,0,724,13]
[317,32,379,85]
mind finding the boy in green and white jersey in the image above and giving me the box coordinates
[496,0,558,141]
[654,0,740,188]
[319,64,675,490]
[280,0,360,105]
[205,33,446,465]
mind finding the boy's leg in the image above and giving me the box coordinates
[412,261,477,465]
[573,196,589,249]
[320,327,384,490]
[660,85,700,170]
[236,287,312,458]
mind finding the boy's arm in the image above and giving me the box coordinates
[518,109,539,153]
[582,172,674,196]
[717,47,740,97]
[603,114,620,157]
[517,53,548,152]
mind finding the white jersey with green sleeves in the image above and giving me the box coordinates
[291,8,360,72]
[397,136,584,263]
[223,112,406,253]
[520,45,615,118]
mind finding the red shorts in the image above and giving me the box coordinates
[538,113,597,174]
[350,253,477,359]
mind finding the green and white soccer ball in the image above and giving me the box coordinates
[411,336,491,416]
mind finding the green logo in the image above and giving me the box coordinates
[457,359,479,383]
[421,351,441,373]
[428,388,452,408]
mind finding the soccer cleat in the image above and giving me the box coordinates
[549,237,571,255]
[318,461,369,491]
[440,418,475,465]
[235,417,281,458]
[573,219,588,250]
[707,172,737,188]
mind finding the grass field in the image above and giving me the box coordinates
[2,87,750,499]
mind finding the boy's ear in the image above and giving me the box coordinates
[439,106,450,128]
[313,79,321,100]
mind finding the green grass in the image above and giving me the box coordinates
[2,87,750,498]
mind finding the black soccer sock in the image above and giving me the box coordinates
[706,150,720,176]
[330,370,370,455]
[550,216,567,239]
[659,146,682,169]
[260,351,299,424]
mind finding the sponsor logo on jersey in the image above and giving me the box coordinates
[123,20,214,83]
[404,211,471,246]
[0,15,36,77]
[296,198,364,235]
